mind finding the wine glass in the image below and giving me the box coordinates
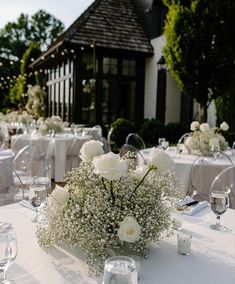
[102,256,138,284]
[29,184,47,223]
[210,190,229,231]
[176,143,184,158]
[158,138,166,148]
[161,141,169,150]
[232,141,235,156]
[210,145,220,160]
[0,227,18,283]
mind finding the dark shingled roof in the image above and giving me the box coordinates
[33,0,153,65]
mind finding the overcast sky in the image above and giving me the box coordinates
[0,0,95,29]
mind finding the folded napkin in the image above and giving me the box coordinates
[19,200,35,211]
[0,149,13,156]
[183,201,209,216]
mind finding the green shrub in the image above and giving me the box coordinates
[109,118,136,150]
[138,119,165,146]
[165,122,188,144]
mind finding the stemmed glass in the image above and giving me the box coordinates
[210,190,230,231]
[210,145,220,160]
[158,138,166,149]
[102,256,138,284]
[161,141,169,150]
[0,227,18,283]
[29,184,47,223]
[176,143,184,158]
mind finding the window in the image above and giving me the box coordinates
[103,57,118,75]
[122,60,136,76]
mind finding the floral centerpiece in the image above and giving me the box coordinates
[37,115,65,136]
[25,85,46,119]
[37,140,184,274]
[185,121,229,156]
[18,111,34,127]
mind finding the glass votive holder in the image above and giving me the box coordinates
[102,255,138,284]
[177,232,192,255]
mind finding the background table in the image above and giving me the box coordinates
[0,149,14,192]
[142,148,235,205]
[0,203,234,284]
[11,134,92,182]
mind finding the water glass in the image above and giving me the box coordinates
[177,232,192,255]
[158,138,166,147]
[103,256,138,284]
[161,141,169,150]
[29,184,47,222]
[232,141,235,156]
[210,190,229,231]
[0,227,18,283]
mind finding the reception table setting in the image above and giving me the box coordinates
[0,139,234,284]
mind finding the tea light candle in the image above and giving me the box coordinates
[177,232,192,255]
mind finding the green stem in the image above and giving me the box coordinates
[130,166,155,199]
[110,180,115,204]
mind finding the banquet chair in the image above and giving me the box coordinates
[13,144,37,199]
[100,137,111,153]
[125,133,146,150]
[178,132,191,144]
[120,144,146,168]
[209,165,235,209]
[33,138,54,194]
[189,153,233,202]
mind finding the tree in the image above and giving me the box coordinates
[0,10,64,110]
[163,0,235,122]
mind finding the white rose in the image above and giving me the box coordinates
[50,184,70,208]
[190,121,199,131]
[199,123,210,132]
[184,136,194,150]
[209,138,219,147]
[148,147,173,172]
[220,121,229,131]
[92,152,127,180]
[117,216,141,243]
[80,140,104,162]
[133,165,149,181]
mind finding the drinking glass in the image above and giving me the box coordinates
[210,145,220,160]
[102,256,138,284]
[158,138,166,148]
[176,143,184,158]
[161,141,169,150]
[0,227,18,283]
[232,141,235,156]
[210,190,229,231]
[29,184,47,223]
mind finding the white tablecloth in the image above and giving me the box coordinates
[0,149,14,192]
[142,148,235,205]
[0,203,234,284]
[11,134,92,182]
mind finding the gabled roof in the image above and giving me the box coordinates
[33,0,153,66]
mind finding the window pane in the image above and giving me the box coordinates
[102,79,118,123]
[122,59,136,76]
[103,57,117,75]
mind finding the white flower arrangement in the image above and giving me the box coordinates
[25,85,46,119]
[185,121,229,156]
[37,141,184,274]
[18,111,34,126]
[37,115,65,135]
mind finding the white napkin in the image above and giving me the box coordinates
[0,149,13,156]
[19,200,35,211]
[183,201,209,216]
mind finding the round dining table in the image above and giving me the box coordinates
[142,147,235,207]
[0,148,14,191]
[11,133,92,182]
[0,202,234,283]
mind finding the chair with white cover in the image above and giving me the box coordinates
[209,165,235,209]
[125,133,146,150]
